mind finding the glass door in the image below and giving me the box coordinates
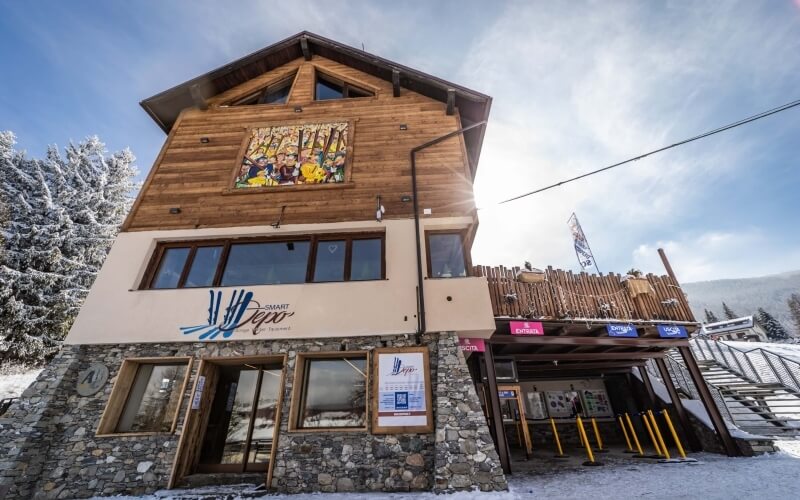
[197,363,283,473]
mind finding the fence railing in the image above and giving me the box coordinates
[691,338,800,393]
[474,265,696,322]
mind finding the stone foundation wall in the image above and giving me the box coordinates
[0,333,507,498]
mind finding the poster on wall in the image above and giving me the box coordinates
[525,391,548,420]
[582,389,613,417]
[233,122,350,189]
[372,347,433,434]
[544,391,573,418]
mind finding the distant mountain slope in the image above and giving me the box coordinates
[681,270,800,336]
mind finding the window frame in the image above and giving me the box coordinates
[226,71,299,107]
[287,351,370,433]
[313,70,376,101]
[96,357,193,437]
[424,229,472,279]
[140,232,386,290]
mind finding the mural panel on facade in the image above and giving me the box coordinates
[236,122,349,188]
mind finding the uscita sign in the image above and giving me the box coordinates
[657,324,688,338]
[509,321,544,336]
[458,338,486,352]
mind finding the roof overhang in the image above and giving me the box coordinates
[140,31,492,175]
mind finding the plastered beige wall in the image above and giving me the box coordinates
[65,217,496,345]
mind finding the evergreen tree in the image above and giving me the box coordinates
[757,307,790,342]
[722,302,738,320]
[704,308,720,323]
[787,293,800,336]
[0,133,137,363]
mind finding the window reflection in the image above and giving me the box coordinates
[428,233,467,278]
[152,248,190,288]
[116,363,187,433]
[350,239,382,281]
[313,240,346,282]
[221,241,310,286]
[299,357,367,429]
[184,246,223,287]
[248,369,282,464]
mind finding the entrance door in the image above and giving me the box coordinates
[497,385,533,458]
[196,363,283,473]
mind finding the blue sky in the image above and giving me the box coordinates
[2,0,799,282]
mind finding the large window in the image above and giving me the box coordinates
[315,73,374,101]
[97,358,192,436]
[143,234,384,289]
[290,353,368,430]
[231,74,295,106]
[426,231,470,278]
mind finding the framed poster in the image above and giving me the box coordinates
[525,391,548,420]
[582,389,613,417]
[544,391,573,418]
[371,346,433,434]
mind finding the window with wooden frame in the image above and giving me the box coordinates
[96,358,192,436]
[315,72,374,100]
[142,233,385,289]
[288,352,369,431]
[425,230,471,278]
[230,73,296,106]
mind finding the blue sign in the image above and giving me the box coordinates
[606,324,638,338]
[394,391,409,410]
[657,324,688,338]
[498,390,516,399]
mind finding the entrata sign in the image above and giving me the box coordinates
[510,321,544,336]
[606,324,638,338]
[458,338,486,352]
[657,324,688,339]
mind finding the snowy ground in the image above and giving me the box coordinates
[92,442,800,500]
[0,366,42,400]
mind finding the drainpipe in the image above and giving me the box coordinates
[410,120,488,335]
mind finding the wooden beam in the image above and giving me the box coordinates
[518,361,643,372]
[392,69,401,97]
[446,88,455,115]
[300,36,312,61]
[483,347,511,474]
[489,336,688,348]
[654,357,702,452]
[189,84,208,111]
[512,351,666,361]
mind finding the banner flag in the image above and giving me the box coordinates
[567,213,598,272]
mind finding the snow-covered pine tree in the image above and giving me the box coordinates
[0,132,75,362]
[722,302,738,320]
[787,293,800,337]
[0,133,138,364]
[704,309,719,323]
[757,307,790,342]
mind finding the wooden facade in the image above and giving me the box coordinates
[125,55,476,232]
[475,265,697,323]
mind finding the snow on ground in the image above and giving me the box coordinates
[92,447,800,500]
[0,366,42,400]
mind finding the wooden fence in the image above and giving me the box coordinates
[473,265,696,323]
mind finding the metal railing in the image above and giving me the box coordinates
[691,338,800,393]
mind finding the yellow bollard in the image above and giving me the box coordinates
[661,410,687,459]
[641,412,663,457]
[576,416,602,466]
[550,418,566,457]
[648,410,671,460]
[590,417,607,452]
[624,413,644,456]
[618,415,634,453]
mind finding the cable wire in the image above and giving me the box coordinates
[499,98,800,204]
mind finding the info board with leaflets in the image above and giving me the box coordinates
[582,389,613,417]
[372,346,433,434]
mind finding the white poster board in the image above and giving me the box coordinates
[372,347,433,433]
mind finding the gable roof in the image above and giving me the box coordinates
[140,31,492,174]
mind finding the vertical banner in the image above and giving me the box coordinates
[372,346,433,434]
[567,213,599,273]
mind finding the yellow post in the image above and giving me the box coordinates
[648,410,671,460]
[576,416,596,463]
[641,412,662,456]
[624,413,644,456]
[661,410,686,459]
[618,415,634,452]
[550,418,565,457]
[590,417,604,451]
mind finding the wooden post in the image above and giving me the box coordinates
[300,36,312,60]
[189,84,208,111]
[392,69,401,97]
[654,357,702,452]
[678,346,741,456]
[446,88,456,115]
[657,248,678,282]
[483,346,511,473]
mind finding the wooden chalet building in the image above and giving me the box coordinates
[0,32,740,500]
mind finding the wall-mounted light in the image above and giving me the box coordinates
[294,105,303,113]
[376,195,385,222]
[169,207,181,214]
[200,137,210,144]
[399,124,408,130]
[400,195,412,203]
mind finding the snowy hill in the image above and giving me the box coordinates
[682,270,800,336]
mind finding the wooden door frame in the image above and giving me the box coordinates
[167,354,288,490]
[498,384,533,457]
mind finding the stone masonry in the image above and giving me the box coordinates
[0,333,507,498]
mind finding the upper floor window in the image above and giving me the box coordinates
[143,234,384,289]
[315,73,374,101]
[426,231,470,278]
[231,75,294,106]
